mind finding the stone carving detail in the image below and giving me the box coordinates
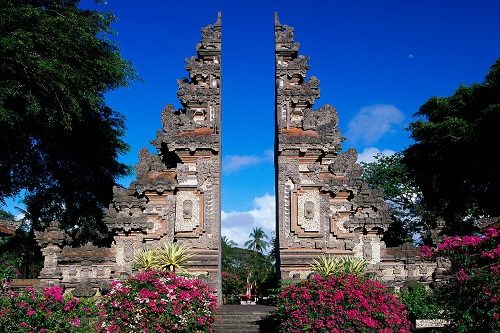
[329,148,358,175]
[197,158,220,188]
[275,13,392,280]
[304,201,315,219]
[279,159,300,185]
[136,148,164,176]
[297,191,321,232]
[185,56,221,78]
[175,192,200,232]
[183,200,193,219]
[176,164,190,184]
[276,55,310,78]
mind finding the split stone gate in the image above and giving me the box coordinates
[35,13,435,301]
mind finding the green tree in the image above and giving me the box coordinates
[361,153,434,245]
[0,0,135,244]
[0,209,14,220]
[221,245,276,299]
[244,227,269,253]
[221,236,237,249]
[404,60,500,234]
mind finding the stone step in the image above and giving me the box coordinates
[213,305,275,333]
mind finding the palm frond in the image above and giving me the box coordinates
[310,255,369,277]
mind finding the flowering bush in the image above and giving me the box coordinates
[0,283,98,332]
[97,270,217,333]
[274,274,411,333]
[423,227,500,332]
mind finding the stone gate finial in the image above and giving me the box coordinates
[274,12,281,27]
[215,11,222,27]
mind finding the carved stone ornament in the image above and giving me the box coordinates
[275,24,300,51]
[176,163,190,184]
[303,104,339,131]
[277,55,310,78]
[35,221,68,247]
[279,159,300,185]
[199,24,221,46]
[304,201,315,219]
[197,158,219,187]
[185,56,221,78]
[183,200,193,219]
[177,79,219,105]
[296,190,321,232]
[175,191,200,233]
[280,76,320,105]
[329,148,358,175]
[136,148,164,178]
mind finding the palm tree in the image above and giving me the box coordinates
[244,227,269,253]
[222,236,237,249]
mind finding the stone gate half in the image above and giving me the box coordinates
[104,13,222,294]
[274,13,393,280]
[35,13,222,299]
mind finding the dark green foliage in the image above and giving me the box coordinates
[400,282,442,321]
[362,153,415,245]
[0,230,43,279]
[404,60,500,233]
[0,0,135,243]
[0,210,14,220]
[361,153,439,245]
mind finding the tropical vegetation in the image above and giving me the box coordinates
[97,270,216,333]
[0,0,135,245]
[244,227,269,253]
[221,232,276,303]
[133,242,194,273]
[274,274,411,333]
[0,283,99,332]
[420,227,500,332]
[310,255,369,277]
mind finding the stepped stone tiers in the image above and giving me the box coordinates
[34,13,223,300]
[104,11,222,293]
[274,13,393,280]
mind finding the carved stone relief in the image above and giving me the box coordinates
[175,191,201,233]
[296,190,321,232]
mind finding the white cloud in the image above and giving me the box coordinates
[357,147,396,164]
[347,104,404,145]
[223,149,273,173]
[221,193,275,248]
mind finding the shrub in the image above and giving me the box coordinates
[274,274,411,333]
[133,242,194,272]
[310,255,369,277]
[423,227,500,332]
[97,270,217,333]
[0,283,98,332]
[400,282,442,320]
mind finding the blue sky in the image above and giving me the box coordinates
[4,1,500,246]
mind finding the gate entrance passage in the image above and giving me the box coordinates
[34,13,437,303]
